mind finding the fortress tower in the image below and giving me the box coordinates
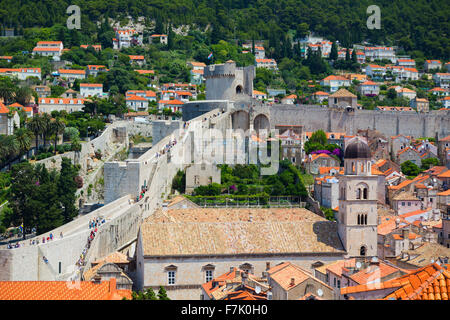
[204,60,255,101]
[337,137,378,258]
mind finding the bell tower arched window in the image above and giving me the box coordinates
[360,245,366,256]
[363,188,368,200]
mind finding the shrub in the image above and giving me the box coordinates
[63,144,72,152]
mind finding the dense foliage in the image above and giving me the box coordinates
[190,161,308,199]
[0,0,448,60]
[2,158,80,238]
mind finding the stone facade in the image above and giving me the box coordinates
[204,61,255,101]
[185,163,221,194]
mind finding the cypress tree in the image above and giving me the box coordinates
[57,157,78,223]
[330,42,338,60]
[157,286,170,300]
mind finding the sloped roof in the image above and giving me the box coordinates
[141,208,345,257]
[0,279,131,300]
[329,88,357,98]
[393,191,419,201]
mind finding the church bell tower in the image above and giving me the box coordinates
[337,137,378,258]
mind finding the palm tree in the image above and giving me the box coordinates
[51,118,66,154]
[13,87,33,106]
[28,114,44,151]
[41,113,52,149]
[0,134,19,164]
[14,127,33,159]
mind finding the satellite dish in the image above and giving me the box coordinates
[255,285,261,294]
[317,289,323,297]
[356,262,362,269]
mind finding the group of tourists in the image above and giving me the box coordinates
[154,138,178,159]
[88,217,105,229]
[6,232,63,249]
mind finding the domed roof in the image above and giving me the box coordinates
[344,137,371,159]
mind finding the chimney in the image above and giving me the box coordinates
[266,262,271,271]
[108,278,117,295]
[242,271,248,285]
[395,218,400,229]
[290,278,295,287]
[402,228,410,241]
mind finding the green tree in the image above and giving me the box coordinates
[14,127,32,159]
[401,160,422,177]
[8,162,38,239]
[330,42,338,61]
[50,118,66,155]
[157,286,170,300]
[57,157,79,223]
[421,157,440,170]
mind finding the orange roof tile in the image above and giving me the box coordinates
[0,278,131,300]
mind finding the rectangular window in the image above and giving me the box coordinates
[334,278,336,287]
[205,270,213,283]
[337,280,341,288]
[168,271,176,285]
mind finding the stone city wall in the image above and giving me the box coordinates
[270,105,450,138]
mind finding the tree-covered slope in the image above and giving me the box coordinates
[0,0,448,59]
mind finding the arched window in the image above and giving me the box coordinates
[352,162,355,173]
[360,246,366,256]
[363,188,368,200]
[357,214,360,225]
[356,188,361,199]
[236,85,243,94]
[364,214,368,225]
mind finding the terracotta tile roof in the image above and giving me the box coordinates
[437,189,450,196]
[268,262,310,291]
[253,90,266,96]
[392,232,420,240]
[399,208,431,219]
[141,208,345,257]
[80,83,102,87]
[322,75,349,81]
[349,262,403,285]
[92,251,129,265]
[126,94,147,101]
[323,259,357,277]
[393,191,419,201]
[158,99,184,105]
[135,69,155,74]
[313,91,329,96]
[318,166,342,175]
[329,88,356,98]
[425,166,448,176]
[377,217,410,236]
[58,69,85,75]
[202,268,266,300]
[128,55,145,60]
[341,263,450,300]
[388,179,414,190]
[383,263,450,300]
[0,278,130,300]
[437,170,450,178]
